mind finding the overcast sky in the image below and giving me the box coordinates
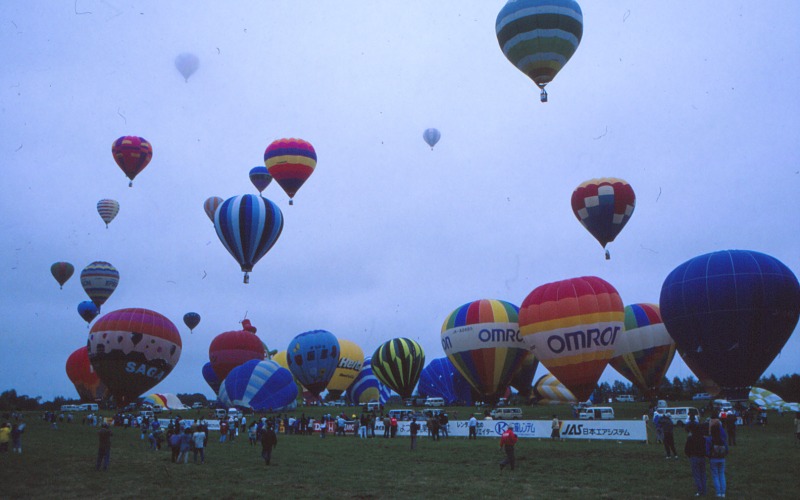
[2,1,798,401]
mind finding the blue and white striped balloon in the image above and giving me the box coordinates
[214,194,284,282]
[346,356,391,405]
[218,359,298,412]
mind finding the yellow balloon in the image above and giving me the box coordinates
[326,339,364,397]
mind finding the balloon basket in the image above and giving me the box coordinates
[540,89,548,103]
[243,273,250,284]
[289,199,294,206]
[605,249,611,260]
[128,181,133,187]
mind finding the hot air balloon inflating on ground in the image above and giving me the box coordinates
[287,330,340,396]
[371,338,425,399]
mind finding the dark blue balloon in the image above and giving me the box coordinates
[78,300,100,325]
[218,359,297,411]
[346,357,391,405]
[418,357,473,405]
[660,250,800,399]
[202,362,221,395]
[183,312,201,332]
[286,330,340,396]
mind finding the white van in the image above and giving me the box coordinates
[60,405,80,412]
[713,399,733,413]
[365,401,381,412]
[424,397,445,407]
[388,409,415,421]
[579,407,615,420]
[78,403,99,412]
[658,407,699,426]
[490,408,524,420]
[214,409,228,419]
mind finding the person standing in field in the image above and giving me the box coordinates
[383,414,390,438]
[468,415,478,440]
[96,423,112,471]
[499,427,518,471]
[706,420,729,498]
[660,415,678,459]
[410,418,420,450]
[260,424,278,465]
[794,412,800,444]
[684,415,708,496]
[11,423,24,454]
[439,413,449,438]
[176,428,192,464]
[551,415,561,441]
[390,416,398,438]
[192,426,206,464]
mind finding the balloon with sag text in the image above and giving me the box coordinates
[87,308,182,406]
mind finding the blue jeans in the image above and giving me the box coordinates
[710,459,726,496]
[689,457,706,495]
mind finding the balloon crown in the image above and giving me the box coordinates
[241,319,257,334]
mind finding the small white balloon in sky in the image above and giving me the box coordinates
[175,52,200,82]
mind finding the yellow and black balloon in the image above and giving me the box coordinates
[371,338,424,399]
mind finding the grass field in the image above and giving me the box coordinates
[0,402,795,499]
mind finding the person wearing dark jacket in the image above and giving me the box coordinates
[684,416,708,496]
[260,425,278,465]
[659,415,678,458]
[96,423,113,471]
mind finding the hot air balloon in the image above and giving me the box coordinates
[218,359,298,412]
[214,194,284,283]
[496,0,584,102]
[571,178,636,259]
[112,136,152,187]
[96,199,119,228]
[249,166,273,194]
[532,373,577,404]
[66,346,109,402]
[509,352,540,400]
[608,303,676,397]
[325,339,364,399]
[263,138,317,205]
[204,196,223,223]
[174,52,199,82]
[51,262,74,289]
[660,250,800,400]
[441,299,528,402]
[183,312,201,333]
[202,362,221,395]
[87,308,182,406]
[286,330,340,396]
[208,320,266,383]
[418,357,473,405]
[80,261,119,308]
[78,301,100,326]
[346,356,391,405]
[422,128,441,150]
[519,276,624,402]
[371,338,425,399]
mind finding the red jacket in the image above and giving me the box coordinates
[500,429,518,448]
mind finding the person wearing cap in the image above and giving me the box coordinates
[96,423,113,471]
[499,427,518,471]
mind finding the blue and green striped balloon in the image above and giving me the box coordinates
[496,0,583,90]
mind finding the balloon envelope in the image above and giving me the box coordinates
[496,0,583,91]
[371,337,425,399]
[286,330,340,396]
[532,373,577,403]
[249,166,273,193]
[325,339,364,398]
[519,276,624,402]
[218,359,298,412]
[174,52,199,82]
[264,138,317,203]
[87,308,182,405]
[112,136,152,186]
[66,346,109,402]
[509,352,540,398]
[202,362,221,395]
[203,196,223,223]
[660,250,800,400]
[96,199,119,228]
[418,357,473,405]
[441,299,528,400]
[571,178,636,250]
[609,303,676,397]
[183,312,201,332]
[80,261,119,308]
[208,327,266,383]
[51,262,74,289]
[346,356,391,405]
[214,194,284,281]
[422,128,441,149]
[78,301,100,325]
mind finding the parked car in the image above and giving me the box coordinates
[579,407,615,420]
[191,402,205,409]
[490,407,523,420]
[656,407,699,426]
[424,397,445,407]
[388,409,416,421]
[693,393,712,400]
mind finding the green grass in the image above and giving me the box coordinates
[0,403,795,499]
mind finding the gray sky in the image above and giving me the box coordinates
[2,1,798,401]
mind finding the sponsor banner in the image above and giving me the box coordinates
[442,322,522,354]
[374,419,646,441]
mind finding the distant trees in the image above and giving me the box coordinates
[0,390,41,411]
